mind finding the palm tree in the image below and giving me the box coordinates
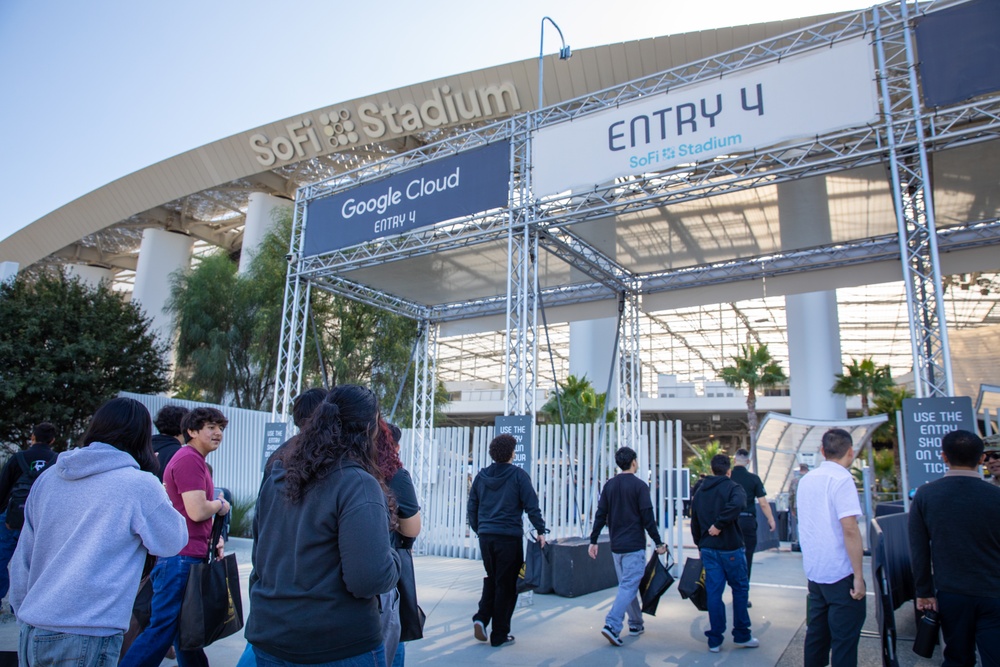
[539,374,616,424]
[832,357,897,501]
[831,357,895,417]
[720,343,788,456]
[686,440,727,477]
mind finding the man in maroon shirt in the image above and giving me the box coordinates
[120,407,230,667]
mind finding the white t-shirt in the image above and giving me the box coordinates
[796,460,862,584]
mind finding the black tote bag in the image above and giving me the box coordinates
[516,538,545,594]
[677,557,708,612]
[397,547,426,642]
[640,552,675,616]
[178,516,245,650]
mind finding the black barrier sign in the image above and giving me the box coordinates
[902,396,974,496]
[261,422,288,472]
[495,415,532,471]
[303,141,510,256]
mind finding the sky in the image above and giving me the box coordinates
[0,0,870,244]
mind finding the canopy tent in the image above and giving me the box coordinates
[755,412,889,496]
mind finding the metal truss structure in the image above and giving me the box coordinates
[274,0,1000,488]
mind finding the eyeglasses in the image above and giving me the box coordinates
[985,452,1000,462]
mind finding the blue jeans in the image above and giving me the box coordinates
[605,550,645,634]
[701,547,752,648]
[391,642,404,667]
[0,509,20,600]
[19,624,123,667]
[119,555,207,667]
[253,644,386,667]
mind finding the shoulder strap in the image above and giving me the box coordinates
[14,452,29,476]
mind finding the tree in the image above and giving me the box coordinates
[831,357,895,417]
[167,251,279,409]
[0,272,169,447]
[167,210,426,420]
[539,374,617,424]
[720,343,787,454]
[314,294,422,422]
[871,385,913,451]
[686,440,727,477]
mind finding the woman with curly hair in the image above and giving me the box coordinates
[375,421,422,666]
[246,384,401,667]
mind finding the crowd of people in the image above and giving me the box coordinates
[1,392,998,666]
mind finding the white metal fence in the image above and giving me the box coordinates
[411,421,686,560]
[123,393,686,559]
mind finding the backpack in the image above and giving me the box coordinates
[5,453,49,530]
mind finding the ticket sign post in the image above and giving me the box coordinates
[261,422,288,472]
[495,415,532,471]
[900,396,974,500]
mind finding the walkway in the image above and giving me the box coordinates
[1,538,940,666]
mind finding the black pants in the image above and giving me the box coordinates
[738,515,758,581]
[937,590,1000,667]
[474,534,523,646]
[804,575,866,667]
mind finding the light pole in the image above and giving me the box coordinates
[538,17,571,109]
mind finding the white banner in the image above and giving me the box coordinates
[533,38,879,197]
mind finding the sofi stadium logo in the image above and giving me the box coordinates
[250,83,521,167]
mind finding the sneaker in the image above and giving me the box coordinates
[629,626,645,636]
[602,626,623,647]
[734,637,760,649]
[709,644,721,653]
[473,620,487,642]
[492,635,515,647]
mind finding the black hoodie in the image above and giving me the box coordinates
[690,474,747,551]
[467,462,546,537]
[151,434,182,483]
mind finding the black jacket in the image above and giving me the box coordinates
[468,463,546,537]
[247,461,401,663]
[0,443,57,511]
[690,474,746,551]
[151,434,182,483]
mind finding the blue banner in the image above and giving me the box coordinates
[303,141,510,256]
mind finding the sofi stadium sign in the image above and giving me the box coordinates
[250,83,521,167]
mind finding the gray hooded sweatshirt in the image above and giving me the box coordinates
[11,442,188,636]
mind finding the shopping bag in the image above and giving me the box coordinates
[178,517,244,650]
[640,552,675,616]
[677,557,708,612]
[397,547,426,642]
[516,538,545,594]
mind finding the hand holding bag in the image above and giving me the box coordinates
[178,515,244,650]
[516,535,546,594]
[640,550,675,616]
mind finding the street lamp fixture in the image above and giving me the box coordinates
[538,16,572,109]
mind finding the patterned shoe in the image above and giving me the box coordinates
[602,626,623,647]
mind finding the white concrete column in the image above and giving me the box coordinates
[567,218,619,403]
[132,228,193,345]
[65,264,114,288]
[0,261,18,284]
[569,317,618,393]
[778,177,846,420]
[786,291,846,419]
[239,193,291,274]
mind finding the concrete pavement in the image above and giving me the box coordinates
[2,538,943,666]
